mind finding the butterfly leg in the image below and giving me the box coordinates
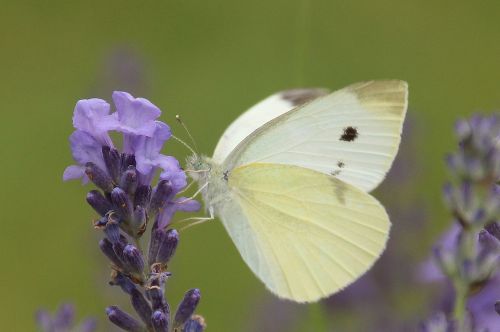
[176,182,208,204]
[174,207,215,231]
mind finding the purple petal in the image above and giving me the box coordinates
[63,165,85,181]
[174,197,201,212]
[112,91,161,137]
[158,156,187,192]
[73,98,114,146]
[468,273,500,331]
[157,203,177,228]
[53,303,75,328]
[78,319,98,332]
[35,310,52,331]
[133,121,172,176]
[157,198,201,229]
[417,224,461,282]
[69,130,107,173]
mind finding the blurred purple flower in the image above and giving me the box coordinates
[35,303,97,332]
[419,114,500,331]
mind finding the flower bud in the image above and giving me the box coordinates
[102,146,121,183]
[86,190,112,216]
[120,166,138,195]
[151,310,169,332]
[156,229,179,265]
[150,180,173,214]
[455,119,472,141]
[85,162,114,193]
[106,306,144,332]
[123,244,145,274]
[149,228,179,266]
[53,303,75,328]
[146,273,170,314]
[99,238,123,268]
[183,315,206,332]
[111,187,133,221]
[111,271,137,294]
[104,217,122,244]
[111,272,152,327]
[134,185,152,210]
[131,289,153,328]
[485,222,500,241]
[478,230,500,257]
[174,289,201,329]
[132,206,147,236]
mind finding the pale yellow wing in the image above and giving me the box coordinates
[219,163,391,302]
[223,80,408,192]
[212,88,328,164]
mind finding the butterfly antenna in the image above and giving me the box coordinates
[171,134,198,156]
[176,114,200,153]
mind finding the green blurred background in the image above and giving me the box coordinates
[1,0,500,331]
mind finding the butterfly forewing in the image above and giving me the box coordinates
[212,88,329,164]
[222,80,408,192]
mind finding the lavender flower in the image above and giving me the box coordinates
[35,303,97,332]
[421,114,500,331]
[64,92,205,331]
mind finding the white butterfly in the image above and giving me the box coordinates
[186,80,408,302]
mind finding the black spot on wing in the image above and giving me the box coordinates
[331,161,345,177]
[340,126,358,142]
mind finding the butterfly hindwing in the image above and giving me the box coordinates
[220,163,391,302]
[223,80,408,192]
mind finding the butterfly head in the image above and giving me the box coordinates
[185,154,212,181]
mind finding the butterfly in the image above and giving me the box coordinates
[185,80,408,302]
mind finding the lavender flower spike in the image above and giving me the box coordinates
[64,91,205,331]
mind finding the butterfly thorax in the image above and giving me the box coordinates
[186,154,230,212]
